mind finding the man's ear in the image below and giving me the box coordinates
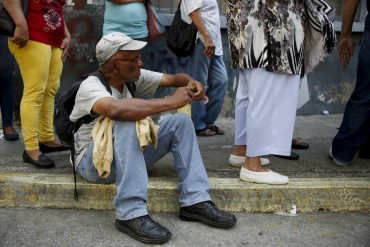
[112,61,120,72]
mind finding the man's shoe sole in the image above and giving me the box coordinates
[115,221,171,244]
[179,211,237,228]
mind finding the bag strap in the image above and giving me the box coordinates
[126,82,136,96]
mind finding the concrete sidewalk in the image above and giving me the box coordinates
[0,114,369,212]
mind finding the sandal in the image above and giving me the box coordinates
[207,125,224,135]
[196,128,216,136]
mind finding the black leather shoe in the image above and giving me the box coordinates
[292,142,309,149]
[179,201,237,228]
[274,151,300,160]
[3,127,19,141]
[39,142,71,153]
[4,132,19,141]
[115,215,172,244]
[23,151,55,168]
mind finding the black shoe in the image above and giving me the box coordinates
[4,132,19,141]
[291,142,309,149]
[179,201,237,228]
[3,128,19,141]
[39,142,71,153]
[358,152,370,159]
[274,151,300,160]
[22,151,55,168]
[115,215,172,244]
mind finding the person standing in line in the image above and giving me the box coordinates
[330,0,370,165]
[3,0,71,168]
[0,34,19,141]
[181,0,227,136]
[103,0,148,41]
[225,0,307,184]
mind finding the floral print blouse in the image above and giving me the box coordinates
[27,0,66,48]
[225,0,307,75]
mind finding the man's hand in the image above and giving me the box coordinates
[169,87,195,108]
[185,79,209,103]
[203,35,215,58]
[338,36,354,66]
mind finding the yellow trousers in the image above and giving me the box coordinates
[9,40,63,150]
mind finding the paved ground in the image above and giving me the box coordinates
[0,207,369,247]
[1,114,369,179]
[0,114,369,246]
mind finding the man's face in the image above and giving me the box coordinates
[111,51,142,82]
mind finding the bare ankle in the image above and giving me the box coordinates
[243,156,267,172]
[231,145,246,156]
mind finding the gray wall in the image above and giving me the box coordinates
[56,3,361,118]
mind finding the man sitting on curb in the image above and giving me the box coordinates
[69,32,237,244]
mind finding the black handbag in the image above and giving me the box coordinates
[166,1,198,57]
[0,0,29,36]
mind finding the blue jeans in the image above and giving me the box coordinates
[0,35,15,128]
[77,113,211,220]
[332,29,370,162]
[187,40,227,131]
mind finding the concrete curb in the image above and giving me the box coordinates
[1,173,369,212]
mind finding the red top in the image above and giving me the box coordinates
[26,0,66,48]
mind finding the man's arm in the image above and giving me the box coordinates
[91,73,207,121]
[160,73,206,101]
[3,0,29,48]
[189,9,215,58]
[338,0,360,65]
[91,89,194,121]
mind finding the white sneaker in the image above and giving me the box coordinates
[229,154,270,167]
[328,146,350,167]
[240,167,289,185]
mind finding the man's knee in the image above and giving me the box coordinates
[171,113,194,127]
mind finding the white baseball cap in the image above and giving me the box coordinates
[96,32,147,65]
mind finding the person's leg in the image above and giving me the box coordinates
[233,70,248,149]
[38,46,63,144]
[230,69,268,165]
[246,68,300,158]
[332,31,370,164]
[79,121,152,220]
[0,35,15,128]
[0,35,18,140]
[77,140,116,184]
[143,113,211,207]
[187,41,212,132]
[78,121,171,243]
[204,55,227,130]
[239,68,299,184]
[8,40,51,152]
[144,113,236,227]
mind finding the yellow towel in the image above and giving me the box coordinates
[91,116,159,178]
[136,117,159,150]
[91,116,113,178]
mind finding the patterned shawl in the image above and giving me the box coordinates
[304,0,336,73]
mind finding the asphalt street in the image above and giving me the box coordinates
[0,207,369,247]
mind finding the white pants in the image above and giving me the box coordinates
[235,68,300,157]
